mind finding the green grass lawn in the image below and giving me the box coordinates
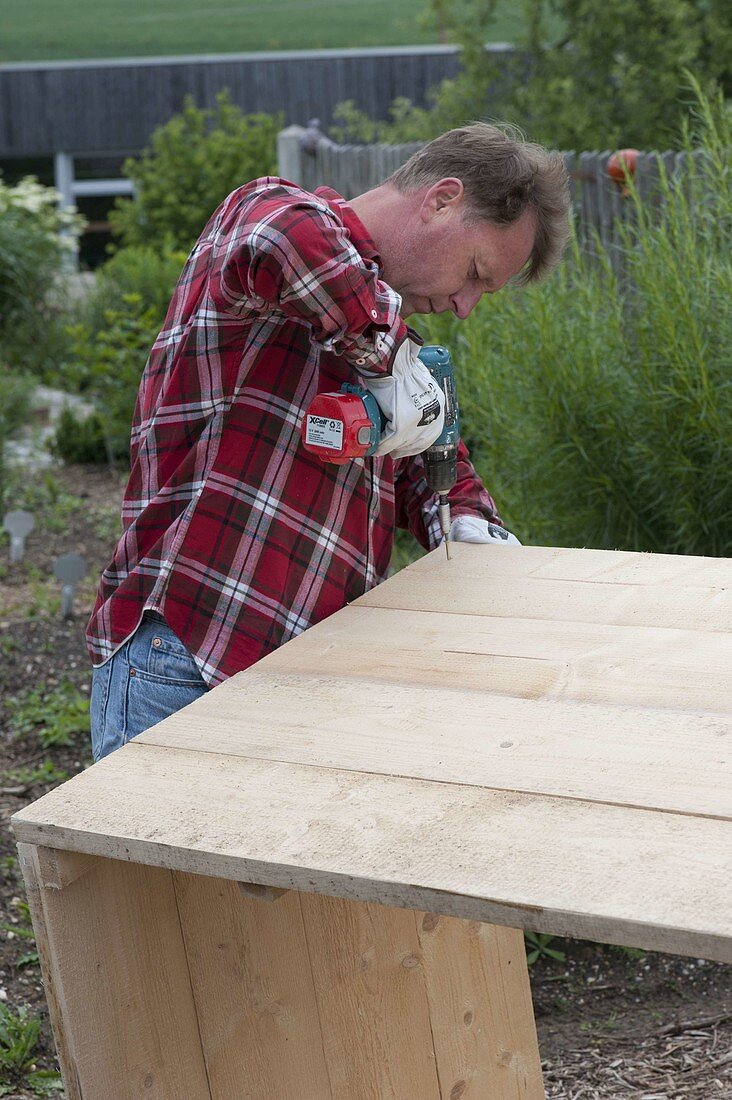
[1,0,535,63]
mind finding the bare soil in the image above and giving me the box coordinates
[0,463,730,1099]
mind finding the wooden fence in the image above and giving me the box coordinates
[278,126,695,262]
[0,46,519,159]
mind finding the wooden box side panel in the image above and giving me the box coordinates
[418,913,544,1098]
[174,871,545,1100]
[17,844,211,1100]
[171,872,333,1099]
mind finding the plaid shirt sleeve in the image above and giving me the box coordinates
[207,186,406,375]
[393,440,503,550]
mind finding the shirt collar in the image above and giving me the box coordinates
[314,185,383,270]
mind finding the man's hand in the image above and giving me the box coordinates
[363,336,445,461]
[449,515,522,545]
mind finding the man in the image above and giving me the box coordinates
[87,122,570,761]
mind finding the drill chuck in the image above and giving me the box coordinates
[424,449,457,495]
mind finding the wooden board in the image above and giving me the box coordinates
[354,544,732,631]
[131,669,731,818]
[251,604,732,713]
[416,917,541,1098]
[12,742,732,962]
[297,892,441,1099]
[171,873,333,1099]
[16,845,211,1099]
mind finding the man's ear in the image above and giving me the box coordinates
[420,178,465,223]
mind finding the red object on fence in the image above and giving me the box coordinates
[607,149,640,195]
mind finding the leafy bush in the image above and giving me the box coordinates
[50,295,162,464]
[506,0,731,150]
[333,1,731,149]
[420,84,732,556]
[0,175,84,375]
[0,368,33,439]
[110,93,281,252]
[80,244,186,337]
[0,368,34,510]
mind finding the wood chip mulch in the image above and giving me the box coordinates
[543,1014,732,1098]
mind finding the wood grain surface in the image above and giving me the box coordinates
[12,544,732,961]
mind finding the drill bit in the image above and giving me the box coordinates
[438,496,451,560]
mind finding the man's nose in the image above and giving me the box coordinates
[450,284,484,320]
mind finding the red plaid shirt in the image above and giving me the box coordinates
[86,178,501,685]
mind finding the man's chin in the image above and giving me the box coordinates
[400,298,431,319]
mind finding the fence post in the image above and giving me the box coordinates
[277,126,308,185]
[53,150,79,272]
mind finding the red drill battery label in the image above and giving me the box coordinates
[304,414,344,451]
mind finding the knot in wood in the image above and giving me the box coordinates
[450,1080,467,1100]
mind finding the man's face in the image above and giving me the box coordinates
[382,178,536,319]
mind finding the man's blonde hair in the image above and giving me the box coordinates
[389,122,571,284]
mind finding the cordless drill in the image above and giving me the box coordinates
[301,345,460,558]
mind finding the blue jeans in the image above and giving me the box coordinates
[90,613,208,762]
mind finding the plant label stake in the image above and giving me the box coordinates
[53,553,87,619]
[3,510,35,564]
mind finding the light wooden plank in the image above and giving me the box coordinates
[298,893,442,1099]
[132,668,732,819]
[34,846,96,890]
[417,917,544,1099]
[516,546,732,588]
[17,844,83,1100]
[251,603,732,713]
[355,544,732,631]
[17,844,211,1100]
[172,873,333,1100]
[12,745,732,962]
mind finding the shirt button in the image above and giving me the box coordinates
[152,637,162,648]
[371,310,378,319]
[356,357,366,364]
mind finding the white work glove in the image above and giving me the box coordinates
[362,336,445,461]
[449,515,522,545]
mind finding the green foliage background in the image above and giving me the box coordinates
[110,94,281,253]
[50,248,187,464]
[418,86,732,556]
[332,0,732,151]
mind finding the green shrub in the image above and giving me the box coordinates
[0,368,33,439]
[0,368,34,510]
[420,84,731,556]
[333,2,731,150]
[420,0,731,150]
[50,295,161,464]
[110,93,281,252]
[80,245,186,337]
[0,175,84,375]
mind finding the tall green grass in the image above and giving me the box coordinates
[422,85,731,556]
